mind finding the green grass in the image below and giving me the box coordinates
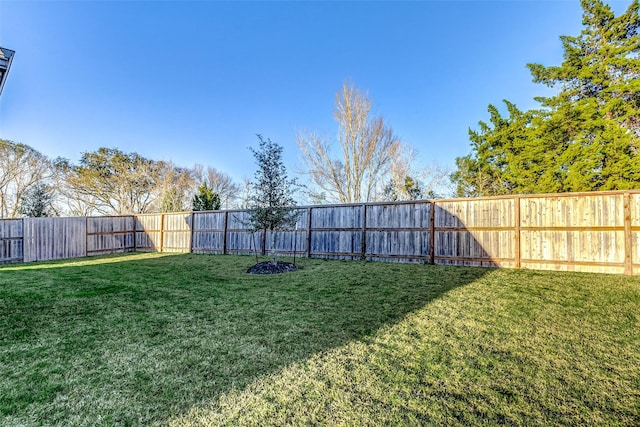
[1,252,638,426]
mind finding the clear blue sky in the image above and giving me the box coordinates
[0,0,632,184]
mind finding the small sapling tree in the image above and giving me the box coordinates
[247,135,300,266]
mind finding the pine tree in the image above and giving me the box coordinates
[453,0,640,195]
[18,183,53,217]
[192,182,220,211]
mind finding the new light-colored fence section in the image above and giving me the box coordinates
[86,216,135,255]
[519,193,629,274]
[0,219,23,263]
[162,213,192,253]
[23,217,86,262]
[434,198,516,268]
[631,193,640,271]
[135,214,162,252]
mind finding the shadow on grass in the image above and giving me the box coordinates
[0,251,491,425]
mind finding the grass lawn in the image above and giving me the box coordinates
[1,252,639,426]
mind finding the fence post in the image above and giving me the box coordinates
[361,204,367,261]
[159,214,165,253]
[85,216,89,258]
[306,207,312,258]
[624,192,633,275]
[132,215,137,252]
[189,212,195,253]
[223,211,228,255]
[515,196,521,269]
[261,228,266,256]
[429,200,435,265]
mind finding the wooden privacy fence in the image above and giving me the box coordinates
[1,189,640,275]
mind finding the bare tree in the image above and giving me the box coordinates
[296,82,402,203]
[156,163,197,212]
[0,140,52,218]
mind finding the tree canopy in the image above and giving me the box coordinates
[452,0,640,196]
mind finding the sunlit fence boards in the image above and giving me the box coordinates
[519,192,631,274]
[1,189,640,275]
[434,198,516,268]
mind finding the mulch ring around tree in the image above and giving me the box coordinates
[247,261,300,274]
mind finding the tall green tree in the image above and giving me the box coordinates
[453,0,640,196]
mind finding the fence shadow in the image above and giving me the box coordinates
[0,205,495,425]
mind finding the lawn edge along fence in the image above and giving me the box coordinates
[2,189,640,275]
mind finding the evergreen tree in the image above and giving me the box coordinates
[453,0,640,195]
[192,182,221,211]
[18,182,53,217]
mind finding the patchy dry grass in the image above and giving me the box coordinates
[1,253,638,426]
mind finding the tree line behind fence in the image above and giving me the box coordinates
[2,190,640,275]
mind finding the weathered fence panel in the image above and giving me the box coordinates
[365,202,431,262]
[225,211,264,255]
[86,216,135,255]
[310,205,363,259]
[0,219,23,263]
[23,217,86,262]
[264,209,309,257]
[192,211,226,254]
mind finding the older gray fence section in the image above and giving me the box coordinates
[87,216,135,255]
[23,217,87,262]
[0,219,23,263]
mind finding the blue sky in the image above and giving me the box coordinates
[0,0,632,185]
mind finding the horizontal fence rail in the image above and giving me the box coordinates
[1,190,639,275]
